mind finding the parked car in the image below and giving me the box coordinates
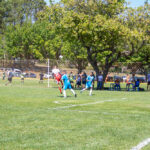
[30,73,36,78]
[23,73,36,78]
[129,76,146,83]
[44,72,53,79]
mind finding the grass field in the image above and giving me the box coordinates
[0,79,150,150]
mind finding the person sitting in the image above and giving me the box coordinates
[114,78,121,91]
[133,79,140,91]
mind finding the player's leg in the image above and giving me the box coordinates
[63,90,67,98]
[63,84,67,98]
[80,84,88,93]
[57,81,62,94]
[58,85,62,94]
[69,84,77,97]
[89,87,93,96]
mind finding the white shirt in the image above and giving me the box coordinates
[98,75,103,82]
[52,68,60,75]
[148,74,150,82]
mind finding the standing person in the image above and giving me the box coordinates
[80,72,94,96]
[91,72,95,88]
[97,72,103,90]
[69,71,74,88]
[147,73,150,90]
[5,70,13,86]
[2,71,6,80]
[75,73,81,89]
[20,73,24,84]
[81,71,87,88]
[61,70,77,98]
[52,66,63,94]
[39,72,44,84]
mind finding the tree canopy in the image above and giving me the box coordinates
[0,0,150,77]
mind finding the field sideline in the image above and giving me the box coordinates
[0,79,150,150]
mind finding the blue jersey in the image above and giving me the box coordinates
[86,76,94,88]
[61,74,72,90]
[87,76,94,84]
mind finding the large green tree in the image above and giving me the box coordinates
[58,0,138,81]
[123,2,150,75]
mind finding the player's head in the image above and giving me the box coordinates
[62,70,67,75]
[53,66,57,69]
[90,72,93,76]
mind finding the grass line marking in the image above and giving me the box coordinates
[49,99,127,110]
[131,138,150,150]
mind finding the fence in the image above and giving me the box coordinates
[0,59,149,89]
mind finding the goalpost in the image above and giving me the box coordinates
[48,59,50,88]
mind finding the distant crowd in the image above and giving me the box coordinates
[1,69,150,91]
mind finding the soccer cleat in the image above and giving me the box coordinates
[75,94,77,98]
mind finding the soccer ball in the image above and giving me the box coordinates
[59,55,63,59]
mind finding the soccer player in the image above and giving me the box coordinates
[52,66,63,94]
[61,70,77,98]
[80,72,94,96]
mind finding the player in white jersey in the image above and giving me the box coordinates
[52,66,63,94]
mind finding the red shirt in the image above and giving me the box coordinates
[55,73,62,81]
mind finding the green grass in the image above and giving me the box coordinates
[0,79,150,150]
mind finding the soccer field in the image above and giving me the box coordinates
[0,79,150,150]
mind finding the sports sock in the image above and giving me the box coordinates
[89,88,92,96]
[70,89,75,95]
[63,90,66,98]
[81,88,86,92]
[59,87,62,94]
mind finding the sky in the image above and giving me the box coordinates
[45,0,145,7]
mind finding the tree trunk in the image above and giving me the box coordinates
[86,47,99,76]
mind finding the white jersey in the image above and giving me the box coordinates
[148,74,150,82]
[52,68,60,75]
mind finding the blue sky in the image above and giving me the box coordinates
[45,0,145,7]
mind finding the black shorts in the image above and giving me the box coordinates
[148,81,150,85]
[76,81,81,85]
[8,77,12,82]
[82,81,86,84]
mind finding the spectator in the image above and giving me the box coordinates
[114,78,121,91]
[81,71,87,88]
[5,70,13,86]
[20,73,24,84]
[97,72,103,90]
[91,72,95,88]
[69,71,74,88]
[3,71,6,80]
[147,74,150,90]
[39,72,44,84]
[69,71,74,83]
[75,73,81,88]
[134,79,140,91]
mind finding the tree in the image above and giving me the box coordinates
[62,41,88,73]
[59,0,137,82]
[123,3,150,75]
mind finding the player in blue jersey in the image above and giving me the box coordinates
[80,72,94,96]
[61,70,77,98]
